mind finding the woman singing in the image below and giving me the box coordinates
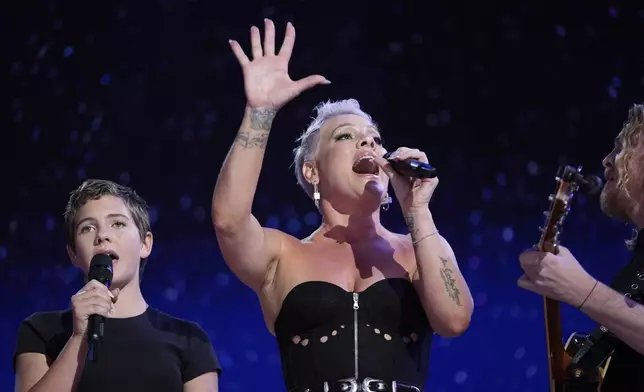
[212,19,473,392]
[14,179,221,392]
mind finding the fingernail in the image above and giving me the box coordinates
[322,79,331,85]
[108,291,114,299]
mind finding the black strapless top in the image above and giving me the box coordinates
[274,278,433,392]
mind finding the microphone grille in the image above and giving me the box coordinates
[583,175,604,195]
[90,253,113,269]
[88,254,113,283]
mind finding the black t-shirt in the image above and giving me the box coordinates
[13,307,222,392]
[600,231,644,392]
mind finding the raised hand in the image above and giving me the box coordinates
[229,19,330,110]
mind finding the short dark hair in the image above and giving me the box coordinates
[64,179,152,277]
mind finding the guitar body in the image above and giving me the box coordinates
[565,332,612,379]
[549,331,612,392]
[540,333,603,392]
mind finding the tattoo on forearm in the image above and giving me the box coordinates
[234,108,276,150]
[404,215,420,237]
[235,131,269,149]
[439,256,462,306]
[249,107,277,131]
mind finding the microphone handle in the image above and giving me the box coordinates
[387,159,438,179]
[87,314,105,362]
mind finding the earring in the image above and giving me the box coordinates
[381,193,392,211]
[313,183,320,209]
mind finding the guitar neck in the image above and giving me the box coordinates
[536,166,603,392]
[544,297,566,389]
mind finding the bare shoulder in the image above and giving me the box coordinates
[264,227,307,250]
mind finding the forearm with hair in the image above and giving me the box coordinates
[212,106,277,226]
[28,335,87,392]
[405,209,473,336]
[581,281,644,355]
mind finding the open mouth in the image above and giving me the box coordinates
[352,154,379,175]
[96,250,120,261]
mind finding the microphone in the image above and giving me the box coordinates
[383,152,438,179]
[87,253,113,362]
[581,175,603,196]
[560,165,604,196]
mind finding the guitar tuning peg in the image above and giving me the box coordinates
[548,194,555,202]
[555,176,561,182]
[543,211,549,217]
[538,226,545,233]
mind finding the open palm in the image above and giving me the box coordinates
[229,19,329,110]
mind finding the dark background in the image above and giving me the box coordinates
[2,0,643,390]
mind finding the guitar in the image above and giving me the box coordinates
[536,165,606,392]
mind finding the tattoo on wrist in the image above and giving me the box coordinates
[404,215,419,237]
[439,256,462,306]
[249,107,277,131]
[235,108,276,149]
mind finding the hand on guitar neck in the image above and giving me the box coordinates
[518,247,605,391]
[518,246,597,309]
[517,165,607,391]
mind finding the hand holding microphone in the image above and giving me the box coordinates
[375,146,439,213]
[71,254,119,350]
[70,280,118,338]
[383,151,437,179]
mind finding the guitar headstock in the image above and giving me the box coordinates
[537,165,603,254]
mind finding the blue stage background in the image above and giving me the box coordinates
[2,1,643,390]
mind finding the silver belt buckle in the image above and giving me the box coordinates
[363,377,387,392]
[324,377,358,392]
[391,381,422,392]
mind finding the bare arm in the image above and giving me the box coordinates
[183,373,218,392]
[581,281,644,355]
[212,20,327,291]
[14,335,87,392]
[407,208,474,337]
[212,107,282,290]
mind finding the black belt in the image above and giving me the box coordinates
[296,377,423,392]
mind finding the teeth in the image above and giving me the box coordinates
[101,251,118,259]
